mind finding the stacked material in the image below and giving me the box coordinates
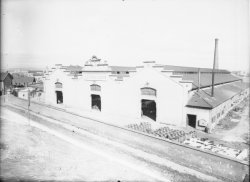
[127,122,196,143]
[183,138,242,159]
[127,122,246,160]
[127,122,153,134]
[152,127,194,143]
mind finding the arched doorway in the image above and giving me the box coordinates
[141,87,157,121]
[141,99,156,121]
[56,91,63,104]
[91,94,101,111]
[90,84,101,111]
[55,82,63,104]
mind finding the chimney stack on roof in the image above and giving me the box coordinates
[211,38,219,97]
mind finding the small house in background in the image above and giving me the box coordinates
[17,87,36,100]
[0,72,13,96]
[17,88,29,99]
[12,73,36,87]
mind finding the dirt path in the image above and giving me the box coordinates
[222,106,249,142]
[214,105,249,143]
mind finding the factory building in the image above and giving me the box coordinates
[43,56,249,131]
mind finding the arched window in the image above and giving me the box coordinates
[90,84,101,91]
[55,82,62,88]
[141,87,157,96]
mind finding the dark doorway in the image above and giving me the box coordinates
[141,99,156,121]
[56,91,63,104]
[187,114,197,128]
[91,94,101,111]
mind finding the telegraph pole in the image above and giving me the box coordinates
[28,89,31,126]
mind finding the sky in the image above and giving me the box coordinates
[1,0,249,71]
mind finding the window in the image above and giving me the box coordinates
[126,71,129,74]
[90,84,101,91]
[212,116,216,123]
[141,87,157,96]
[55,82,62,88]
[117,71,120,74]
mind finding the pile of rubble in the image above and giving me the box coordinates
[126,122,196,142]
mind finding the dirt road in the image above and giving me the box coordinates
[222,106,249,143]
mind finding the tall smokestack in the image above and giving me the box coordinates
[211,38,219,97]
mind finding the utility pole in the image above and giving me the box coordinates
[28,89,30,126]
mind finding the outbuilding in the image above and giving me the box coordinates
[0,72,13,95]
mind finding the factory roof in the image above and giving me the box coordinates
[180,73,241,90]
[110,66,136,72]
[55,63,240,89]
[60,65,136,73]
[161,65,240,89]
[163,65,229,73]
[186,81,249,109]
